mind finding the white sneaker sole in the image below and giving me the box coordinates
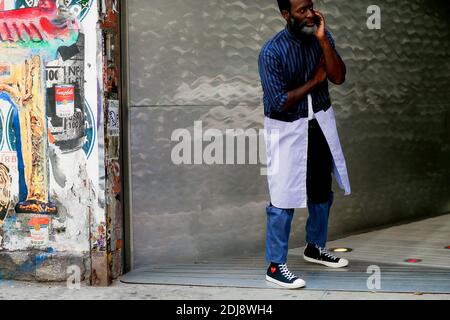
[303,255,349,268]
[265,275,306,289]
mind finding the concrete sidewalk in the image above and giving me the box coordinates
[2,214,450,300]
[0,280,449,300]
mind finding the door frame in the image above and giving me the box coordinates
[119,0,134,273]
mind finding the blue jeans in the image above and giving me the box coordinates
[265,192,334,264]
[266,119,334,264]
[305,192,334,248]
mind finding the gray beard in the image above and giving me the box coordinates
[300,25,316,36]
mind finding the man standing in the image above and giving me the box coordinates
[258,0,351,289]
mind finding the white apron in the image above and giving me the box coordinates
[264,106,351,209]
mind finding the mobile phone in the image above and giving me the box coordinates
[313,14,321,26]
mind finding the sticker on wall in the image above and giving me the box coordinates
[91,222,106,251]
[107,100,119,137]
[55,84,76,118]
[27,215,49,246]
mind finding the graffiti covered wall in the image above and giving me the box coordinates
[0,0,105,282]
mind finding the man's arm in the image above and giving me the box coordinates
[314,11,346,85]
[281,57,327,112]
[259,49,327,113]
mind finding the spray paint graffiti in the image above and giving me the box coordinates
[0,0,99,261]
[0,0,82,214]
[0,56,59,214]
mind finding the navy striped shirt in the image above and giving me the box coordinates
[258,26,340,120]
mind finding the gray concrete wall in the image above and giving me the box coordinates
[126,0,450,268]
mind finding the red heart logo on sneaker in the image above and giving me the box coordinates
[271,267,276,273]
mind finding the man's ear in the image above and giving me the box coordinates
[281,10,291,22]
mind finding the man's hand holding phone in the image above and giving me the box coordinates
[313,10,326,41]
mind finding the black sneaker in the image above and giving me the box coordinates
[265,263,305,289]
[303,243,349,268]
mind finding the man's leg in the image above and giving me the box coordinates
[306,192,333,248]
[265,203,305,288]
[305,119,333,248]
[304,119,348,268]
[265,203,294,264]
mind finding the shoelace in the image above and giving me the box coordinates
[318,246,338,261]
[278,264,297,281]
